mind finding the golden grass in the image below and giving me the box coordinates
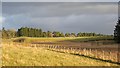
[2,43,119,66]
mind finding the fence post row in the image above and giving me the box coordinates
[27,43,119,63]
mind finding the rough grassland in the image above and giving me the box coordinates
[11,36,113,43]
[2,44,118,66]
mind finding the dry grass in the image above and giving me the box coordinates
[2,43,119,66]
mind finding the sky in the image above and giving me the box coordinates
[0,2,2,29]
[2,0,120,2]
[2,2,118,35]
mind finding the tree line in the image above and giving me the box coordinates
[1,27,110,39]
[1,27,17,39]
[1,17,120,43]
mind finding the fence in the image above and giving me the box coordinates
[29,44,120,64]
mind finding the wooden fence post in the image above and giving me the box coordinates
[84,48,86,55]
[63,47,65,52]
[89,48,92,57]
[50,45,52,49]
[109,51,111,61]
[57,46,59,51]
[76,48,79,54]
[116,51,118,62]
[70,48,72,53]
[118,51,119,63]
[102,50,105,60]
[79,48,81,55]
[53,46,55,50]
[67,48,70,53]
[95,49,97,58]
[56,46,58,51]
[34,44,37,49]
[86,48,88,56]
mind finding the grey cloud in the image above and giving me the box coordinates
[2,0,119,2]
[3,2,118,17]
[59,14,117,34]
[0,4,1,17]
[3,14,117,34]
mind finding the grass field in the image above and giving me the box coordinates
[11,36,114,44]
[2,36,120,66]
[2,43,119,66]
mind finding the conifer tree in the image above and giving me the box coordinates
[114,18,120,43]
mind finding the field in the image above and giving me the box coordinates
[2,36,120,66]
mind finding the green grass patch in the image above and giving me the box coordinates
[11,36,114,43]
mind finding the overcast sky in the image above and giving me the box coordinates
[2,0,120,2]
[2,2,118,35]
